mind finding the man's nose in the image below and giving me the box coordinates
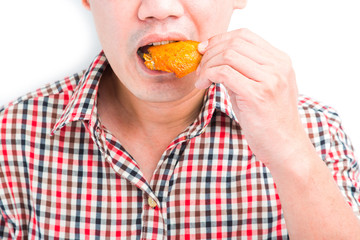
[138,0,184,21]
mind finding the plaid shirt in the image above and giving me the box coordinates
[1,51,359,239]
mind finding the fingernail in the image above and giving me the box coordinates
[198,40,208,53]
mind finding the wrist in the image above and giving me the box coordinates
[265,135,321,183]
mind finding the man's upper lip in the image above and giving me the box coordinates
[137,32,189,49]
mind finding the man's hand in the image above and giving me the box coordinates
[195,28,360,239]
[195,28,309,169]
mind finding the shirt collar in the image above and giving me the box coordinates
[51,51,237,136]
[180,83,238,142]
[51,51,108,135]
[212,83,238,122]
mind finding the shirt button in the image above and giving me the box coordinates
[148,197,157,208]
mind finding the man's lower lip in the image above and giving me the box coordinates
[136,54,174,76]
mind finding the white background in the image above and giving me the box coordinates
[0,0,359,155]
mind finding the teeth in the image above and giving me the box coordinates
[151,40,176,46]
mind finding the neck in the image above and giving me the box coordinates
[98,68,205,136]
[118,85,204,132]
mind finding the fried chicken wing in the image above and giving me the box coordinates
[143,40,202,78]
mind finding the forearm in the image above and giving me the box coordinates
[267,137,360,239]
[195,28,360,238]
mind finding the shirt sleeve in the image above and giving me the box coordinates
[323,108,360,217]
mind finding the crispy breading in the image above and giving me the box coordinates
[143,41,202,78]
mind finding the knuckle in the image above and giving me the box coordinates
[260,85,276,100]
[275,75,288,90]
[272,73,292,93]
[217,65,233,80]
[228,38,247,51]
[260,74,284,96]
[222,65,233,74]
[229,38,239,48]
[222,49,236,63]
[279,59,294,78]
[279,51,292,65]
[210,32,227,44]
[284,53,292,63]
[272,71,286,85]
[238,28,251,37]
[203,66,231,84]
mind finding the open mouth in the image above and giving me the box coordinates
[136,40,202,77]
[137,40,178,61]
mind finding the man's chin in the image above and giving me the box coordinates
[135,80,199,103]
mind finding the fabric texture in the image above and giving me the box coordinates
[1,51,359,239]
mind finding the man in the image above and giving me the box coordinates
[1,0,359,239]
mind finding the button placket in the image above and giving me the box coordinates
[141,193,166,239]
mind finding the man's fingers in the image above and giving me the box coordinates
[203,28,281,58]
[195,64,256,98]
[194,77,212,89]
[199,37,273,69]
[199,48,271,83]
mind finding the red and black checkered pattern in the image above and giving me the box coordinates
[1,51,359,239]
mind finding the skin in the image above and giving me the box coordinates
[82,0,360,238]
